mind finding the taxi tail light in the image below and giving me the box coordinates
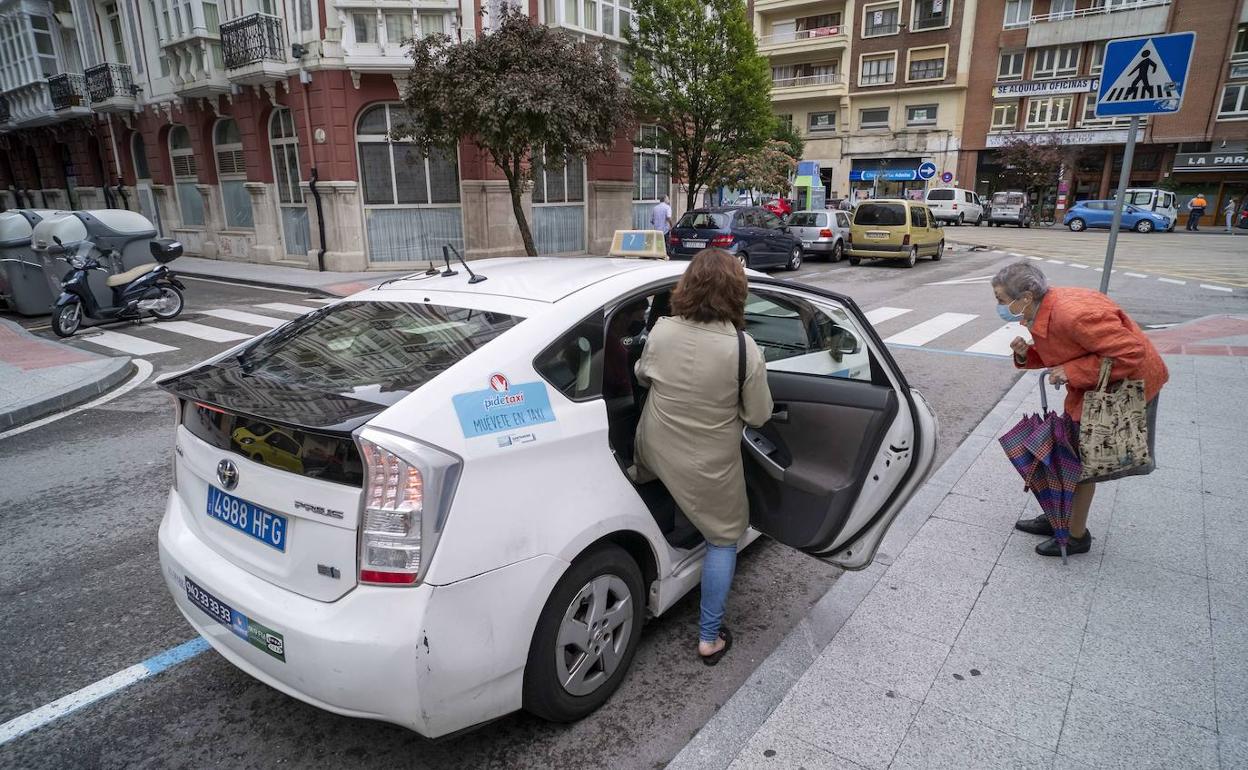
[356,434,461,587]
[902,234,911,246]
[952,203,958,210]
[819,228,833,238]
[668,234,679,245]
[710,234,734,247]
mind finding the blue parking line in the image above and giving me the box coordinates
[142,638,210,675]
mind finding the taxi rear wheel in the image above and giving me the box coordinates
[524,544,644,723]
[904,246,918,268]
[932,240,944,261]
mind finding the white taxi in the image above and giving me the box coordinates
[156,250,937,738]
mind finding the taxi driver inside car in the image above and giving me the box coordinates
[154,229,936,739]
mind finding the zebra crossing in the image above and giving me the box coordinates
[61,295,1026,362]
[66,296,330,357]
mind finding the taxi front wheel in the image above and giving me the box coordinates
[524,544,645,723]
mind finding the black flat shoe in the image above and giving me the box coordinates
[1015,514,1055,537]
[1036,531,1093,557]
[699,627,733,667]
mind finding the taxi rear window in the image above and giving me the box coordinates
[233,301,522,399]
[854,204,906,226]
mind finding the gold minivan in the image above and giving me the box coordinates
[847,199,945,268]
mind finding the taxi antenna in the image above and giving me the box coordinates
[440,245,458,277]
[424,259,438,276]
[447,243,486,284]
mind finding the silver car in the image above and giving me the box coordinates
[787,209,852,262]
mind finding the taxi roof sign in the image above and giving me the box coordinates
[609,230,669,260]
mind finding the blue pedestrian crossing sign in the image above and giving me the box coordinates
[1096,32,1196,117]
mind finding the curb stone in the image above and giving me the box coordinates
[0,357,135,431]
[666,369,1037,770]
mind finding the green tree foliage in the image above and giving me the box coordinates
[714,140,799,201]
[995,136,1071,194]
[627,0,776,210]
[396,10,632,256]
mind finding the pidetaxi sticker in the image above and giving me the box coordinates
[452,374,556,439]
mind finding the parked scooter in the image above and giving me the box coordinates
[49,236,186,338]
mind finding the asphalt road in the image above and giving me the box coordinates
[1,241,1240,769]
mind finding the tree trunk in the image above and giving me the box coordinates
[502,165,537,257]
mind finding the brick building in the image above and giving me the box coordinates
[0,0,668,269]
[957,0,1248,225]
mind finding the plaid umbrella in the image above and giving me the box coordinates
[999,372,1083,564]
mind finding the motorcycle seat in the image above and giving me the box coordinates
[106,262,159,288]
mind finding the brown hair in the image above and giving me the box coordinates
[670,248,747,329]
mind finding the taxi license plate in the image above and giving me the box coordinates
[866,231,889,239]
[683,239,707,248]
[185,577,286,662]
[801,240,812,247]
[206,485,287,551]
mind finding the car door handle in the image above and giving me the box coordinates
[771,406,789,424]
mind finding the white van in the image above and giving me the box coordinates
[1122,188,1178,231]
[924,188,985,226]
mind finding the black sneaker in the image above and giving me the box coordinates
[1035,531,1093,557]
[1014,514,1055,537]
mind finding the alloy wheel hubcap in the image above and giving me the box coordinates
[62,304,80,329]
[155,289,180,315]
[556,574,633,696]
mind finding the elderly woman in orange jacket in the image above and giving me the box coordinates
[993,262,1169,557]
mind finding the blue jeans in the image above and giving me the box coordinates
[700,542,738,643]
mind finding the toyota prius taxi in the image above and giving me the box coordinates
[156,243,937,738]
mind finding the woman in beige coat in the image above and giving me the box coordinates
[633,248,773,664]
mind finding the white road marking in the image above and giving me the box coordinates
[198,309,288,328]
[1026,256,1044,261]
[1124,272,1149,278]
[884,313,978,346]
[1068,263,1089,269]
[965,322,1030,356]
[0,360,154,441]
[1157,277,1186,285]
[257,302,318,315]
[304,297,337,304]
[1007,252,1026,257]
[151,321,253,343]
[1046,259,1065,265]
[78,330,177,355]
[864,307,912,325]
[1201,284,1233,293]
[925,275,994,286]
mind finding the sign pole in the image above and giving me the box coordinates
[1099,115,1139,294]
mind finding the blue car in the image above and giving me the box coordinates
[1064,200,1170,233]
[666,206,804,270]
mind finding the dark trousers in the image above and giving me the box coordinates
[1187,209,1205,230]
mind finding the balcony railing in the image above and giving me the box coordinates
[221,13,284,70]
[772,72,844,89]
[48,73,87,110]
[85,63,137,102]
[759,26,845,46]
[0,95,10,123]
[1029,0,1168,24]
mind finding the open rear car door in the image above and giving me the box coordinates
[740,280,938,569]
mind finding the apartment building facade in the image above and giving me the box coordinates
[958,0,1248,224]
[0,0,667,269]
[756,0,976,203]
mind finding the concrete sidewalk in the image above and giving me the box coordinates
[671,353,1247,770]
[172,256,411,296]
[0,318,132,430]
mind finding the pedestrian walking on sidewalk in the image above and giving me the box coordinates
[651,195,673,234]
[1225,197,1238,233]
[631,248,773,664]
[1186,193,1208,231]
[994,262,1169,557]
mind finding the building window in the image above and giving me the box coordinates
[103,3,128,64]
[385,12,413,44]
[1219,84,1248,118]
[214,119,253,229]
[908,48,946,81]
[1089,41,1106,76]
[1049,0,1075,20]
[777,113,793,130]
[1026,95,1073,128]
[419,12,447,36]
[911,0,950,31]
[270,108,302,205]
[1234,24,1248,61]
[352,12,377,44]
[998,51,1024,81]
[1033,45,1079,79]
[808,111,836,132]
[532,148,585,204]
[991,103,1018,130]
[859,107,890,129]
[859,53,896,86]
[906,104,938,126]
[1003,0,1031,28]
[1080,93,1128,125]
[356,103,460,205]
[168,125,204,227]
[32,15,60,77]
[773,62,839,87]
[560,0,632,38]
[863,3,899,37]
[633,124,670,202]
[797,13,842,32]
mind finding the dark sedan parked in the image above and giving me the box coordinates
[665,206,804,270]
